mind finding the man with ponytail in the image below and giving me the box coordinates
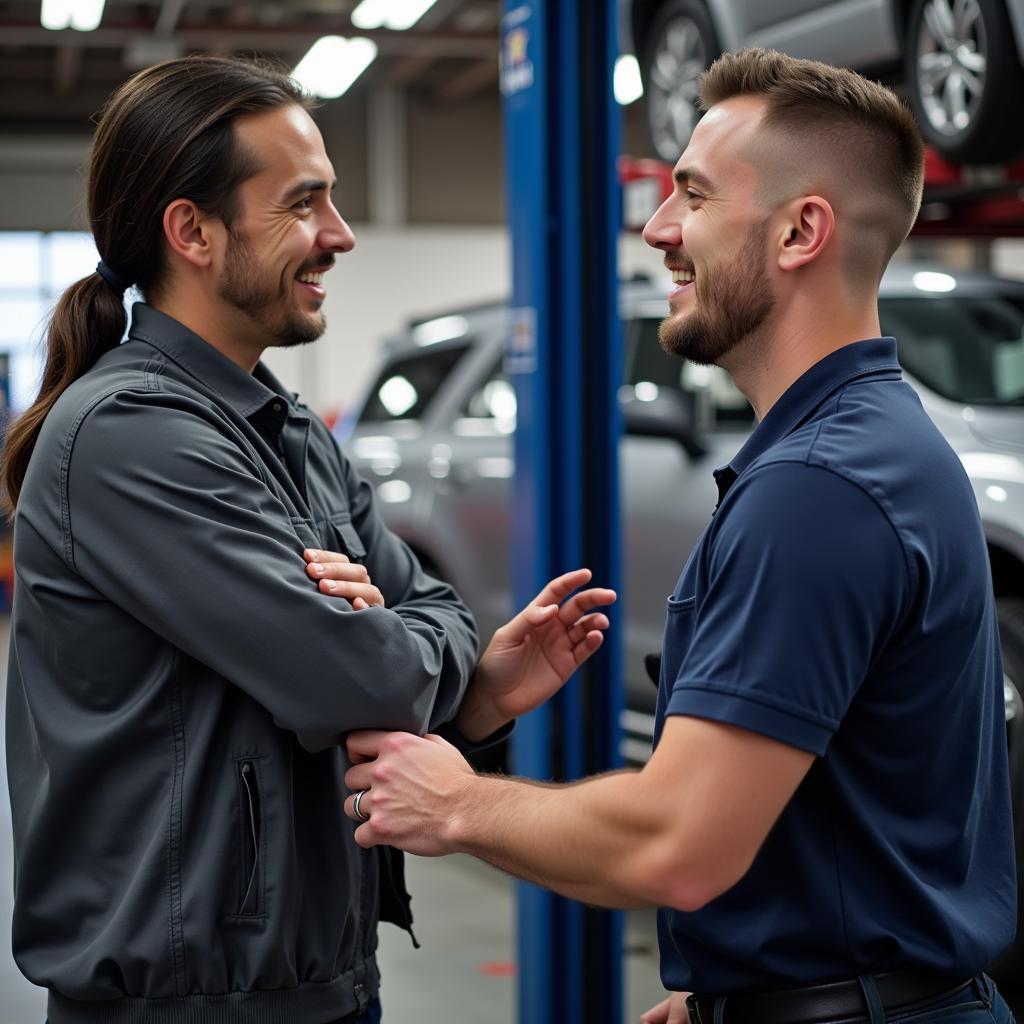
[3,56,614,1023]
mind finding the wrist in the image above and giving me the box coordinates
[445,771,489,853]
[456,681,511,743]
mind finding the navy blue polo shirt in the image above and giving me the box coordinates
[655,337,1016,994]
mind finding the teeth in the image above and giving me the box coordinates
[671,270,695,285]
[298,272,324,285]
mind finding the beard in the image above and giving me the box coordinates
[659,218,775,366]
[218,229,326,348]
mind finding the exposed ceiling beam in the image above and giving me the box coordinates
[0,24,497,59]
[388,54,437,86]
[416,0,468,30]
[53,44,82,96]
[434,56,497,102]
[153,0,189,36]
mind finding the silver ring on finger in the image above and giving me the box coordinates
[353,789,371,822]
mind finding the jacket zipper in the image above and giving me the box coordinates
[238,760,261,916]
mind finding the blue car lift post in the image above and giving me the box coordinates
[501,2,625,1023]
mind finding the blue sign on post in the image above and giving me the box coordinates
[501,2,624,1022]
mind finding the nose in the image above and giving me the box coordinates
[642,195,682,251]
[319,203,356,254]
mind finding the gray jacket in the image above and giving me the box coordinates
[6,304,479,1023]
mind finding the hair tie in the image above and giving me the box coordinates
[95,260,133,295]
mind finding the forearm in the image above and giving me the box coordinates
[448,770,672,909]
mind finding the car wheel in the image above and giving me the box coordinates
[989,599,1024,987]
[904,0,1024,164]
[640,0,720,163]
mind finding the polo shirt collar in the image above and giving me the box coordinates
[714,337,902,505]
[127,303,300,428]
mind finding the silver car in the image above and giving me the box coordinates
[343,263,1024,974]
[627,0,1024,164]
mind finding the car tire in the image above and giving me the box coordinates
[640,0,720,163]
[904,0,1024,164]
[989,599,1024,988]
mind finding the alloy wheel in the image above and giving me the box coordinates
[915,0,988,139]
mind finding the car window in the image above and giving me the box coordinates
[880,296,1024,406]
[358,343,470,424]
[456,359,517,434]
[625,316,755,429]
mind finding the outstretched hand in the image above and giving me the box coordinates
[457,568,616,740]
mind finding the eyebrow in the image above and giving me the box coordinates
[674,167,714,191]
[280,179,337,203]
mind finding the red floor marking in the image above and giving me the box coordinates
[479,961,517,978]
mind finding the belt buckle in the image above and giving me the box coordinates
[685,994,704,1024]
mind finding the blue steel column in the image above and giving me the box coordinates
[500,2,624,1023]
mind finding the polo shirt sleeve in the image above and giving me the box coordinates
[666,460,911,756]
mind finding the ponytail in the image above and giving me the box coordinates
[1,272,126,515]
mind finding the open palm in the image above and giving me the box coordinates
[474,568,616,722]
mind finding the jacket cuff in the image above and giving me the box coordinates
[434,717,515,754]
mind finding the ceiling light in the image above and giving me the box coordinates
[40,0,106,31]
[351,0,439,31]
[614,55,643,105]
[293,36,377,99]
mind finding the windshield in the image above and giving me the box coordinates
[358,343,469,423]
[879,294,1024,406]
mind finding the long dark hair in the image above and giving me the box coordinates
[2,55,310,513]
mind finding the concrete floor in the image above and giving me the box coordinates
[0,615,666,1024]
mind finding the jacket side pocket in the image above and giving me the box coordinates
[236,759,264,917]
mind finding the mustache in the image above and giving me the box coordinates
[664,254,695,275]
[298,256,336,274]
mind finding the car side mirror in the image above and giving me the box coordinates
[619,387,707,459]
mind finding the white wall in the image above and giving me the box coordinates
[261,225,511,418]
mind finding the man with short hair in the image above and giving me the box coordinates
[342,49,1018,1024]
[5,56,614,1023]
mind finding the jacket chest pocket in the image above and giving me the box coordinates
[324,511,367,563]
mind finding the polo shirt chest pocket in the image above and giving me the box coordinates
[661,594,697,694]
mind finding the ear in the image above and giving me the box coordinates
[162,199,222,271]
[776,196,835,272]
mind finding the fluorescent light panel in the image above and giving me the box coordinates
[351,0,439,31]
[40,0,105,30]
[293,36,378,99]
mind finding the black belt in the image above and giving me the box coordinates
[686,970,974,1024]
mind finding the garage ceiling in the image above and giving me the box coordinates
[0,0,501,134]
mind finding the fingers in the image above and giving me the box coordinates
[345,730,392,762]
[640,993,690,1024]
[318,578,385,606]
[532,567,592,608]
[573,630,605,665]
[557,587,617,625]
[305,553,370,584]
[343,785,375,823]
[567,612,610,644]
[640,995,673,1024]
[304,548,349,565]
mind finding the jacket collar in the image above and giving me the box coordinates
[127,303,297,422]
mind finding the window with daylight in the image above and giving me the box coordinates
[0,231,101,414]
